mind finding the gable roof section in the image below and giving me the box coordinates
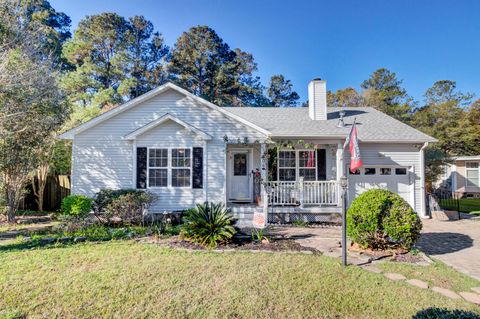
[227,107,437,143]
[59,82,270,139]
[123,113,212,140]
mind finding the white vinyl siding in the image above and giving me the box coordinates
[72,89,266,211]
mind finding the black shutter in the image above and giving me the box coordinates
[136,147,147,189]
[192,147,203,189]
[317,149,327,181]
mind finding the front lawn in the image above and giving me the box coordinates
[0,241,479,318]
[440,198,480,213]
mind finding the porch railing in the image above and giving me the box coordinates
[266,179,340,206]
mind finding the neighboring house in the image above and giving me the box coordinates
[60,79,436,226]
[436,156,480,198]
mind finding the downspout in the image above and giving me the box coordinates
[420,142,429,218]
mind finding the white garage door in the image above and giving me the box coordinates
[348,166,413,208]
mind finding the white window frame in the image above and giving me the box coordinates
[171,148,193,188]
[147,148,168,188]
[298,149,317,181]
[278,150,296,181]
[465,161,480,187]
[147,147,193,189]
[277,149,318,181]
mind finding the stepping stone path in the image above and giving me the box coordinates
[362,265,383,274]
[459,292,480,305]
[431,287,461,300]
[383,272,406,281]
[406,279,429,289]
[359,261,480,306]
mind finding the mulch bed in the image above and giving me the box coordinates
[142,235,318,253]
[349,243,430,265]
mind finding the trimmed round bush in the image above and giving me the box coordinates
[347,189,422,250]
[61,195,93,218]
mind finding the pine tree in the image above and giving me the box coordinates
[361,68,413,121]
[266,75,300,107]
[61,13,168,108]
[169,25,262,106]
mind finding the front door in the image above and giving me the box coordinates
[229,151,252,202]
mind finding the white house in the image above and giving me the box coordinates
[60,79,436,226]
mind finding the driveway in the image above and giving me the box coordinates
[417,214,480,280]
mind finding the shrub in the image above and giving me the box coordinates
[92,189,139,214]
[412,307,480,319]
[16,210,50,216]
[347,189,422,250]
[180,202,236,248]
[60,195,93,218]
[105,191,156,225]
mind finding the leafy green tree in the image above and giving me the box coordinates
[0,36,68,222]
[62,13,129,108]
[169,25,262,106]
[327,87,364,108]
[119,15,169,98]
[266,75,300,107]
[413,80,473,156]
[361,68,413,121]
[412,80,476,185]
[62,13,168,108]
[0,0,71,67]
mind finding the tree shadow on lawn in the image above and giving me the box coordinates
[416,232,474,255]
[0,239,82,252]
[412,307,480,319]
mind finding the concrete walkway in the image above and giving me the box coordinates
[270,226,342,257]
[416,215,480,280]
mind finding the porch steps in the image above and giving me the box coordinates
[229,205,258,228]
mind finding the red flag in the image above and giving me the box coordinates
[344,121,362,173]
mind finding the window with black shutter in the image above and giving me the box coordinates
[317,149,327,181]
[192,147,203,189]
[136,147,147,189]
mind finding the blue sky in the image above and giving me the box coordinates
[50,0,480,103]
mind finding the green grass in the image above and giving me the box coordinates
[0,242,479,318]
[378,259,480,292]
[440,198,480,213]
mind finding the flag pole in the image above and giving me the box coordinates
[341,117,356,267]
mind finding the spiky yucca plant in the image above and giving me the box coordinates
[180,202,236,248]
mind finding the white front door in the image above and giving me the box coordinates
[229,151,252,201]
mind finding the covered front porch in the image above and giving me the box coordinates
[225,140,345,226]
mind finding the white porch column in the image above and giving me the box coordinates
[260,143,268,226]
[336,142,345,180]
[336,142,345,207]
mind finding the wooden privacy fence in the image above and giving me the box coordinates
[20,175,71,212]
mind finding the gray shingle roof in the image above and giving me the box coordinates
[226,107,436,142]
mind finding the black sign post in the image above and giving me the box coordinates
[340,176,348,267]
